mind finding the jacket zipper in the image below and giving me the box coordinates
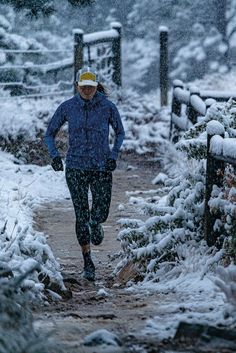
[84,103,88,144]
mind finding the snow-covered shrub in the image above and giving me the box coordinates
[209,165,236,262]
[116,159,206,278]
[116,100,236,279]
[178,99,236,160]
[0,224,64,299]
[214,264,236,322]
[0,271,64,353]
[0,151,65,300]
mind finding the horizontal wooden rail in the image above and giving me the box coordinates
[0,58,73,72]
[0,49,72,54]
[211,153,236,165]
[170,80,236,143]
[0,90,73,100]
[0,22,122,98]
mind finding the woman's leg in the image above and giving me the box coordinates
[90,171,112,223]
[66,168,95,281]
[89,171,112,245]
[65,168,91,247]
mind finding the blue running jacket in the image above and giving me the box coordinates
[45,92,125,171]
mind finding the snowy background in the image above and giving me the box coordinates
[0,0,236,351]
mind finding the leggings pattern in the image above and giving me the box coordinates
[66,168,112,246]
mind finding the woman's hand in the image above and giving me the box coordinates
[51,156,64,171]
[104,158,117,172]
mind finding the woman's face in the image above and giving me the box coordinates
[77,84,97,100]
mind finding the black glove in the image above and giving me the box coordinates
[51,156,63,171]
[105,158,117,172]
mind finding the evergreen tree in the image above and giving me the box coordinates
[0,0,94,17]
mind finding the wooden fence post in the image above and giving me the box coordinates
[170,80,184,142]
[204,131,225,247]
[73,29,84,94]
[111,22,122,87]
[159,26,169,107]
[188,87,201,125]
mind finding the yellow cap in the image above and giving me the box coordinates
[77,68,98,86]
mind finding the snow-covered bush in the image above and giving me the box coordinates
[214,264,236,322]
[178,99,236,160]
[116,157,207,279]
[0,272,64,353]
[116,100,236,279]
[0,224,64,299]
[0,151,66,300]
[209,165,236,261]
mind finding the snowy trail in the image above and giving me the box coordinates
[33,153,165,352]
[31,152,236,353]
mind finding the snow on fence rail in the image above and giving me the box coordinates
[204,121,236,247]
[0,22,122,99]
[170,79,236,142]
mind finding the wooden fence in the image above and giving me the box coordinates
[0,22,122,99]
[170,79,236,142]
[170,80,236,247]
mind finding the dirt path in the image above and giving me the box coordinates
[33,153,167,352]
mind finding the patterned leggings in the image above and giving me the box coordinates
[66,168,112,246]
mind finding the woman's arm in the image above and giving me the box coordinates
[109,104,125,160]
[44,104,67,159]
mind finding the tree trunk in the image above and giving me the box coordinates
[214,0,230,66]
[215,0,228,37]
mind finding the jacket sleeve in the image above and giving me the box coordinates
[44,104,66,159]
[109,104,125,160]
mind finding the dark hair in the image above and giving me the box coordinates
[97,82,109,96]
